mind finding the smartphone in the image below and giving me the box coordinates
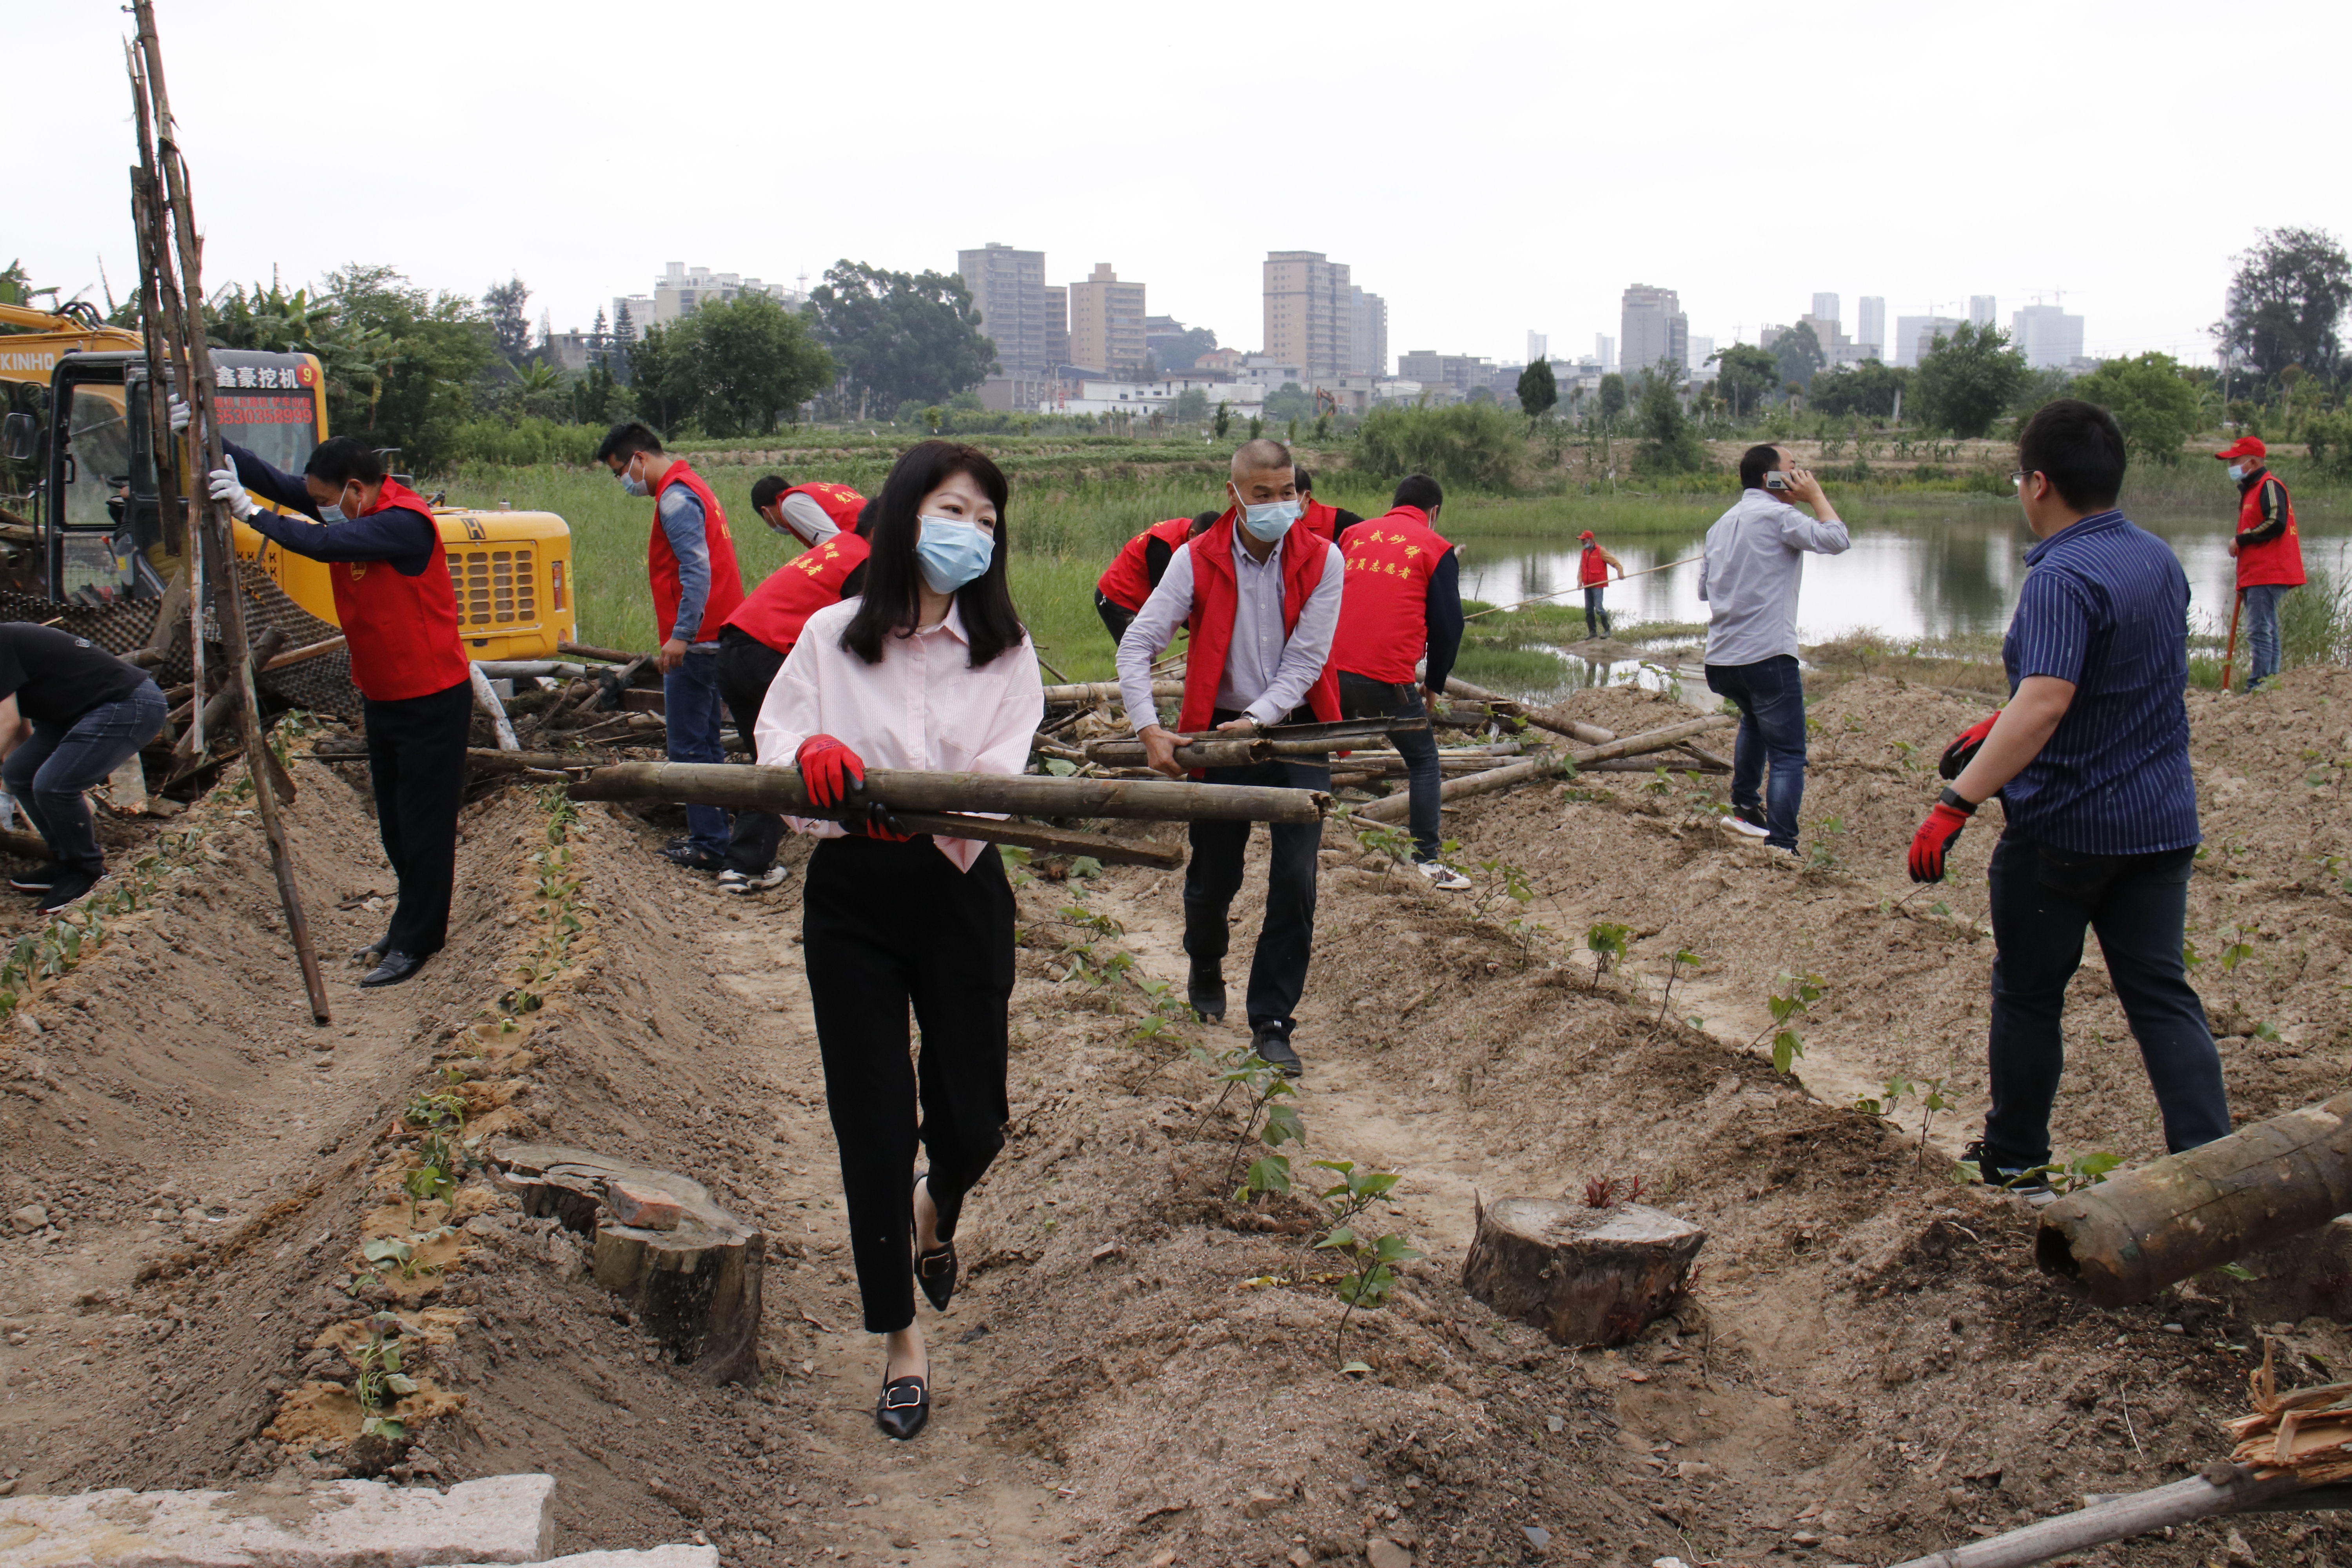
[1764,471,1791,491]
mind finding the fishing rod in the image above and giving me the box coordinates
[1465,554,1704,621]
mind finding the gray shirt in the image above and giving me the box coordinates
[1116,524,1345,728]
[1698,489,1851,665]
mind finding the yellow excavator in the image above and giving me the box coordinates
[0,300,573,662]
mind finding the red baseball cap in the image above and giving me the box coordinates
[2214,436,2266,461]
[1578,530,1595,540]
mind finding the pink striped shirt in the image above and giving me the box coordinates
[753,597,1044,871]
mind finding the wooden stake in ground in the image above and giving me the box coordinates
[131,0,328,1024]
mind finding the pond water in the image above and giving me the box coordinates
[1455,501,2352,649]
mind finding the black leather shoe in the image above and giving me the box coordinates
[1188,958,1226,1022]
[913,1172,957,1312]
[875,1374,929,1440]
[359,950,428,988]
[1250,1021,1302,1077]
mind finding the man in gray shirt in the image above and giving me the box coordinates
[1117,439,1343,1074]
[1697,444,1850,853]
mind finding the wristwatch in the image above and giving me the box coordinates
[1938,786,1978,817]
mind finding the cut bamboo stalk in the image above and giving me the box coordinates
[172,627,286,763]
[2036,1089,2352,1308]
[131,569,189,668]
[260,634,345,671]
[1443,677,1615,744]
[886,813,1182,869]
[1348,713,1731,824]
[1044,678,1187,706]
[134,0,328,1025]
[469,664,521,752]
[1884,1465,2311,1568]
[566,761,1327,823]
[557,641,644,664]
[1570,714,1733,764]
[1084,736,1270,769]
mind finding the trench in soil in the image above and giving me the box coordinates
[1,668,2350,1568]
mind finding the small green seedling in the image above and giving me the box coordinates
[1748,970,1824,1076]
[1584,921,1632,992]
[1655,947,1700,1025]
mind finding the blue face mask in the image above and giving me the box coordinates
[617,458,649,497]
[1238,497,1301,542]
[915,515,996,594]
[319,505,347,523]
[2227,463,2247,483]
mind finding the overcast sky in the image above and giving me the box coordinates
[16,0,2347,372]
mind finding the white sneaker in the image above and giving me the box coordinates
[1720,813,1770,839]
[1416,860,1472,891]
[717,865,791,894]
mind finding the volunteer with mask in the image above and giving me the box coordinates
[713,476,871,893]
[753,440,1042,1443]
[2213,436,2305,693]
[208,432,470,989]
[1113,438,1343,1075]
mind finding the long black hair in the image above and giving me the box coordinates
[839,440,1024,668]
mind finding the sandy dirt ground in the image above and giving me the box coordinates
[2,668,2349,1568]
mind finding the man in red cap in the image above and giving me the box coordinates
[1577,530,1624,640]
[2213,436,2304,693]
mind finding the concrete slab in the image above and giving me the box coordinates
[0,1472,555,1568]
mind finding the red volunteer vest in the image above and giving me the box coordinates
[1177,511,1341,740]
[1097,516,1198,612]
[2235,471,2306,590]
[727,532,873,656]
[1299,499,1340,543]
[1579,543,1610,586]
[333,477,468,703]
[782,481,867,537]
[1330,505,1454,684]
[646,461,746,644]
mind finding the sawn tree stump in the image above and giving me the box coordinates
[490,1142,764,1383]
[1462,1197,1704,1347]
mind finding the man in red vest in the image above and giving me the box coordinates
[1330,473,1467,889]
[2213,436,2305,693]
[1094,511,1218,642]
[1292,465,1366,545]
[1114,439,1342,1074]
[599,422,746,869]
[1577,529,1625,640]
[209,435,470,989]
[715,476,871,891]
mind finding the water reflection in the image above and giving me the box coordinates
[1457,505,2352,646]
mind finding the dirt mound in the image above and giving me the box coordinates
[0,667,2346,1568]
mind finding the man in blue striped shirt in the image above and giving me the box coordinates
[1907,399,2229,1199]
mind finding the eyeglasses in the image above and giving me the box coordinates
[2010,470,2029,489]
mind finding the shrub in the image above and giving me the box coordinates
[1354,402,1524,490]
[2070,353,2201,466]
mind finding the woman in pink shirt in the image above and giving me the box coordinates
[754,441,1043,1441]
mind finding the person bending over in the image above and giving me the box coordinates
[0,626,168,911]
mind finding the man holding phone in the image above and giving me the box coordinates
[1698,445,1850,852]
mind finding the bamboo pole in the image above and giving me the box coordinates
[1885,1465,2310,1568]
[260,634,345,671]
[1044,679,1186,706]
[1443,677,1616,744]
[1464,555,1702,620]
[469,664,521,752]
[566,761,1328,823]
[1347,713,1735,824]
[885,813,1181,869]
[1085,737,1270,769]
[171,627,285,764]
[132,0,328,1024]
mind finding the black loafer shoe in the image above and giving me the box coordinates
[1250,1022,1302,1077]
[917,1241,958,1312]
[360,950,428,988]
[875,1374,929,1441]
[351,933,390,964]
[1188,958,1226,1023]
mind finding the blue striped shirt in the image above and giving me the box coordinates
[2000,509,2199,855]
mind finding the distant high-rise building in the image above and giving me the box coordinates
[1896,315,1967,367]
[633,261,799,328]
[1687,336,1716,377]
[1811,293,1840,326]
[1068,264,1146,376]
[1526,330,1548,365]
[1595,334,1616,373]
[1264,252,1355,382]
[1969,295,1998,330]
[1349,288,1388,377]
[1620,284,1688,377]
[2011,304,2085,370]
[1396,350,1494,396]
[956,243,1050,379]
[1856,296,1886,360]
[1042,286,1069,370]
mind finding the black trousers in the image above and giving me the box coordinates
[1183,708,1329,1038]
[715,626,787,873]
[803,835,1015,1334]
[1095,590,1136,645]
[363,679,472,956]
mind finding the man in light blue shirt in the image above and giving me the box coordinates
[1698,444,1850,852]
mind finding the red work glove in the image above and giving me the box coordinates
[796,733,866,808]
[1908,799,1973,883]
[850,802,911,842]
[1939,711,2001,780]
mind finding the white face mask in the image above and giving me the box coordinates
[2227,463,2247,483]
[1234,490,1301,542]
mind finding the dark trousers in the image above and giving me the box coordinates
[666,644,729,857]
[1337,671,1442,861]
[803,835,1014,1335]
[1982,834,2230,1172]
[363,679,471,956]
[2,680,169,873]
[1095,590,1136,645]
[1583,585,1611,639]
[715,627,788,874]
[1704,654,1807,850]
[1184,710,1329,1038]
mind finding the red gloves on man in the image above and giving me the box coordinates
[795,734,909,841]
[1939,711,2001,780]
[1908,792,1975,883]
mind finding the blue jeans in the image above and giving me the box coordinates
[1703,655,1806,850]
[2,681,169,874]
[1583,585,1611,639]
[1982,834,2230,1172]
[665,645,729,857]
[2241,583,2289,691]
[1337,672,1443,861]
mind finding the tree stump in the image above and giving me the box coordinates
[490,1143,763,1383]
[1461,1197,1704,1347]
